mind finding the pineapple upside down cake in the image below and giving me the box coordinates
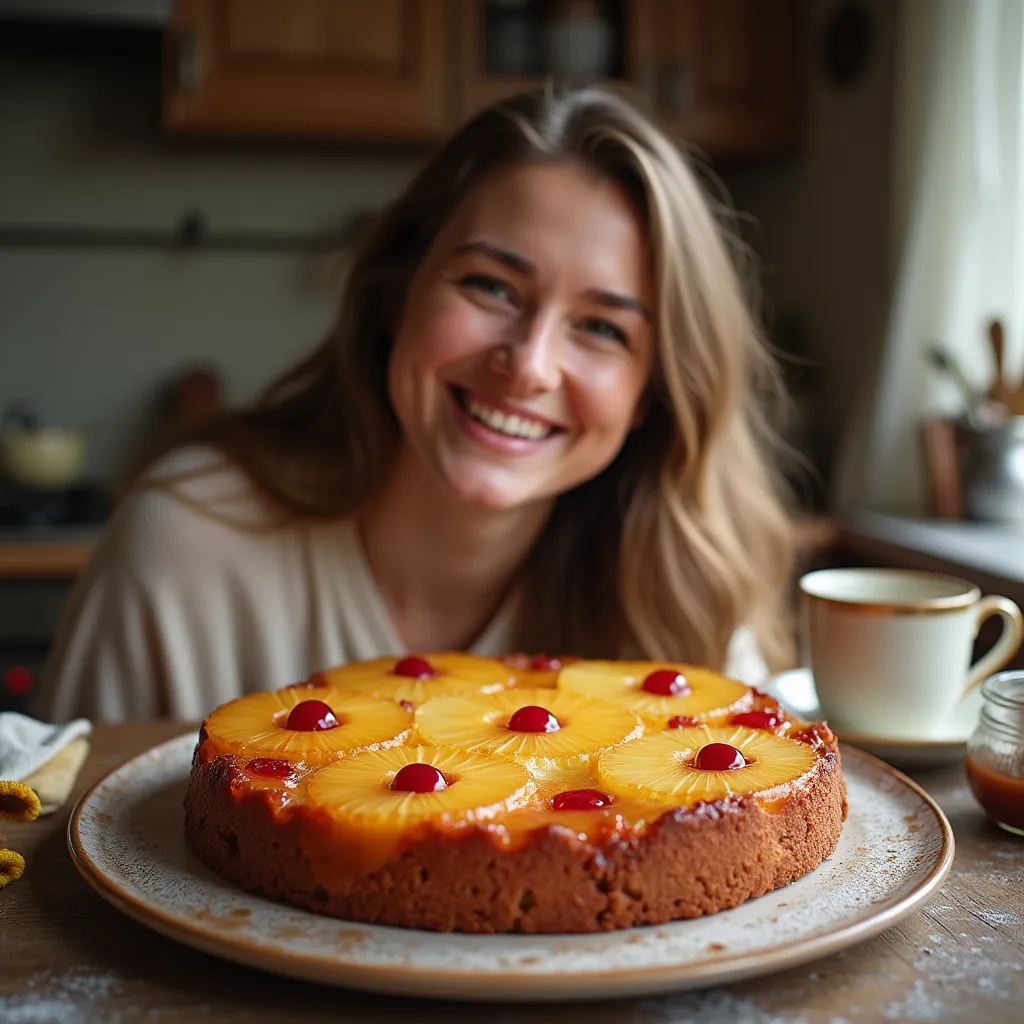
[185,653,847,934]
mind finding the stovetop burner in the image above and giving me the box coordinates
[0,480,111,528]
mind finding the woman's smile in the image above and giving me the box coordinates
[447,385,563,452]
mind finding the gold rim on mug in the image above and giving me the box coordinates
[799,568,982,617]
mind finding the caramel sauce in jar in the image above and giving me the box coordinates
[965,671,1024,837]
[965,755,1024,834]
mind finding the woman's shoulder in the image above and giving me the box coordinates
[142,444,264,505]
[108,445,287,571]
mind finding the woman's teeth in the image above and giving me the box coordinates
[465,396,552,440]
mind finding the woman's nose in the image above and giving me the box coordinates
[500,311,563,395]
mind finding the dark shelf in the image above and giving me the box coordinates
[0,211,373,253]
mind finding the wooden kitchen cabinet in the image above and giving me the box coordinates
[449,0,551,126]
[163,0,449,140]
[449,0,803,157]
[629,0,802,157]
[163,0,803,158]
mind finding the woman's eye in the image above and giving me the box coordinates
[461,274,513,301]
[582,318,628,344]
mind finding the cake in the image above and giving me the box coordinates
[184,653,847,934]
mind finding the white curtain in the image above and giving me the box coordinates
[833,0,1024,514]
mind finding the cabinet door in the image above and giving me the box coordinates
[449,0,548,126]
[164,0,449,140]
[630,0,802,158]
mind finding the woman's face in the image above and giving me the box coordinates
[387,161,654,513]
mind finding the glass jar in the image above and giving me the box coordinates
[965,670,1024,836]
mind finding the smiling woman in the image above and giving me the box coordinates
[40,86,797,723]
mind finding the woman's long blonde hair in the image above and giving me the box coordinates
[146,86,797,671]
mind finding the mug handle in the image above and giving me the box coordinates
[965,596,1024,694]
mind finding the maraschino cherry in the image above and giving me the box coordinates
[641,669,691,697]
[285,699,339,731]
[391,763,447,792]
[551,789,612,811]
[247,758,296,780]
[507,705,560,733]
[530,654,562,671]
[730,710,782,730]
[667,715,699,729]
[393,656,437,680]
[694,743,746,771]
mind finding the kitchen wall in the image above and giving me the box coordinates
[724,0,897,498]
[0,0,897,496]
[0,27,421,481]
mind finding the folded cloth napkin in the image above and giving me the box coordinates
[0,712,92,817]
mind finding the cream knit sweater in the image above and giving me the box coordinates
[40,448,768,723]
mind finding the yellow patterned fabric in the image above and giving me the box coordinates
[0,847,25,887]
[0,780,41,823]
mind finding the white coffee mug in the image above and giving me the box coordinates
[799,567,1024,739]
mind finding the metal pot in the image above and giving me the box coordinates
[0,402,88,491]
[962,416,1024,525]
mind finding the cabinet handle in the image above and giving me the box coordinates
[177,30,201,92]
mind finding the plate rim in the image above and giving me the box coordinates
[67,733,956,1001]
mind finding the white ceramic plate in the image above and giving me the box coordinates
[769,668,977,770]
[68,733,953,1002]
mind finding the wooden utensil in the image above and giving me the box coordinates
[1014,353,1024,415]
[987,319,1013,405]
[1007,331,1024,414]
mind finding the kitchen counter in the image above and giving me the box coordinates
[2,722,1022,1022]
[838,509,1024,605]
[0,510,1017,589]
[0,526,101,577]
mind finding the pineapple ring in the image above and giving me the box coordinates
[557,659,751,723]
[307,744,533,826]
[203,687,412,765]
[501,653,580,690]
[596,725,817,806]
[320,652,514,705]
[414,689,643,776]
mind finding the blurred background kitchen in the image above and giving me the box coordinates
[2,0,1022,715]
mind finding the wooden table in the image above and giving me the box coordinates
[2,723,1022,1023]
